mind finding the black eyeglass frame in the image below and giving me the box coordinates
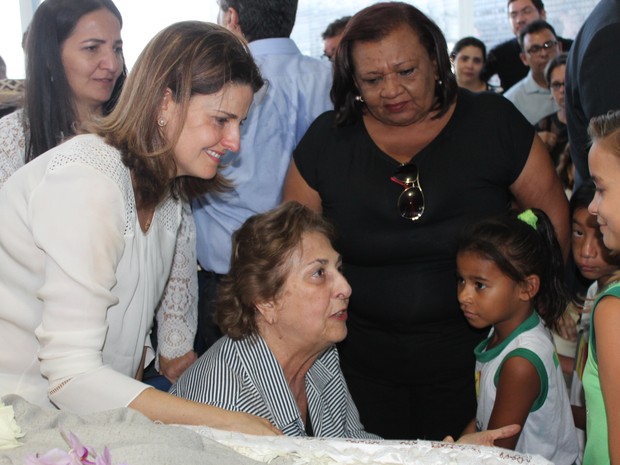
[526,39,558,56]
[390,163,425,221]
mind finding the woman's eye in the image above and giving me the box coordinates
[363,77,380,85]
[399,68,414,76]
[313,268,326,278]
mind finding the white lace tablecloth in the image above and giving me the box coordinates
[187,426,553,465]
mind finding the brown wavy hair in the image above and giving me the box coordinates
[216,201,335,339]
[94,21,263,209]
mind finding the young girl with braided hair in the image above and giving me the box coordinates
[457,209,578,465]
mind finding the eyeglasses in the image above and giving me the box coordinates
[550,81,565,91]
[390,163,425,221]
[526,40,558,56]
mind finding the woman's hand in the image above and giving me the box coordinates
[443,424,521,446]
[159,351,198,384]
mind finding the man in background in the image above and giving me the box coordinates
[192,0,333,353]
[321,15,350,62]
[566,0,620,188]
[480,0,572,93]
[504,20,561,125]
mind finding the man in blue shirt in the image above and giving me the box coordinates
[192,0,333,353]
[504,20,561,125]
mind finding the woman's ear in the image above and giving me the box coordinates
[255,300,277,325]
[520,274,541,301]
[158,88,175,126]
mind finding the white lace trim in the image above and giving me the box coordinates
[156,201,198,360]
[0,109,26,188]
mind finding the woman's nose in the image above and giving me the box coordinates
[380,73,401,98]
[222,125,241,153]
[336,272,352,299]
[100,47,121,73]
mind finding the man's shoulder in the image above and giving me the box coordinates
[257,49,331,77]
[503,77,526,99]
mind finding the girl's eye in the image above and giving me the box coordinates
[572,229,584,238]
[475,282,486,290]
[456,276,465,285]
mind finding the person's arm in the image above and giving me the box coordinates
[485,354,541,450]
[0,110,26,188]
[451,424,521,446]
[156,202,198,383]
[460,418,477,436]
[510,135,570,260]
[129,388,280,435]
[592,297,620,464]
[282,160,322,212]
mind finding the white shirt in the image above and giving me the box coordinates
[0,110,197,362]
[0,134,192,413]
[475,313,578,464]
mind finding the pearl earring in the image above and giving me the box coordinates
[355,95,365,103]
[158,118,167,127]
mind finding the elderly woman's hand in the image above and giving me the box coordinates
[443,424,521,446]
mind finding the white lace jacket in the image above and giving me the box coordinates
[0,111,197,370]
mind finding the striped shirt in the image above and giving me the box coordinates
[170,335,378,439]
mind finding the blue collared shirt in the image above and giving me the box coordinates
[504,71,559,125]
[192,38,333,273]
